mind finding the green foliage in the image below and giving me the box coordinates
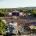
[0,11,8,16]
[31,9,36,16]
[0,19,6,35]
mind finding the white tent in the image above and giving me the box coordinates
[9,22,17,27]
[13,16,17,19]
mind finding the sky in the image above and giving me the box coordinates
[0,0,36,8]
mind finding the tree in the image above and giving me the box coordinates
[19,10,23,12]
[31,9,36,17]
[0,19,6,35]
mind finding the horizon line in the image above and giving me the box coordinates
[0,6,36,9]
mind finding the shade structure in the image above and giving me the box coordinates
[8,12,12,16]
[19,12,23,16]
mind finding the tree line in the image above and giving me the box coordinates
[0,8,36,16]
